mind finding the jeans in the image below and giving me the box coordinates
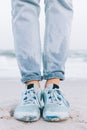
[11,0,73,83]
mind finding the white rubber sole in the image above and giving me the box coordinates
[14,112,40,122]
[43,112,70,122]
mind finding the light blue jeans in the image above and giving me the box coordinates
[11,0,73,83]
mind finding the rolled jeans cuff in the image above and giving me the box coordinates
[21,74,42,83]
[42,71,65,81]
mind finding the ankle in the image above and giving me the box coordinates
[25,80,40,87]
[45,78,60,88]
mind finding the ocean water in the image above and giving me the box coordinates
[0,50,87,79]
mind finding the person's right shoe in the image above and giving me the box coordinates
[42,84,70,122]
[14,84,42,122]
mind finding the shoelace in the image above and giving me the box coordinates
[22,89,40,106]
[47,89,62,105]
[47,89,69,107]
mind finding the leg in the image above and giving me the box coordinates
[43,0,73,83]
[42,0,73,122]
[11,0,41,84]
[11,1,42,122]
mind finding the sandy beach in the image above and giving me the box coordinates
[0,78,87,130]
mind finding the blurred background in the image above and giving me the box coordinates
[0,0,87,79]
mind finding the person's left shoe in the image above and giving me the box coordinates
[42,84,70,122]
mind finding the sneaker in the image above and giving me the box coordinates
[42,84,70,121]
[14,84,42,122]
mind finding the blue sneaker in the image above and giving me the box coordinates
[42,84,70,121]
[14,84,42,122]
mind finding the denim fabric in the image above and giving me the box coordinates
[11,0,73,83]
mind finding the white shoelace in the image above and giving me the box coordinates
[47,89,62,105]
[46,89,69,107]
[22,89,40,106]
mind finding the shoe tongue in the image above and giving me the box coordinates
[27,84,34,89]
[27,83,39,89]
[46,84,59,89]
